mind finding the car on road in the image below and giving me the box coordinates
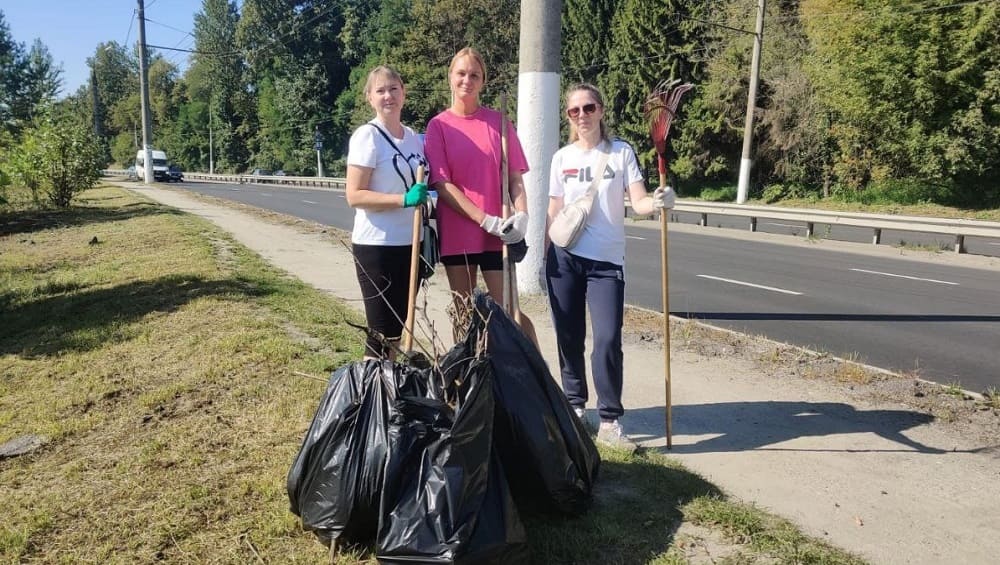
[250,168,272,177]
[125,165,139,181]
[167,165,184,183]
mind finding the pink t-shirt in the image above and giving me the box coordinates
[425,107,529,256]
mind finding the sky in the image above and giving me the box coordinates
[1,0,214,97]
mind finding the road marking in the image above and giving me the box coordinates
[302,200,318,204]
[764,222,799,228]
[696,275,803,295]
[626,235,645,240]
[260,193,272,197]
[850,268,958,286]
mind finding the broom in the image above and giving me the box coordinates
[645,79,693,449]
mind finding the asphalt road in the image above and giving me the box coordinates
[168,180,1000,392]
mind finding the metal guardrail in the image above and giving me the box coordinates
[664,200,1000,254]
[103,170,999,254]
[102,169,346,189]
[185,172,347,189]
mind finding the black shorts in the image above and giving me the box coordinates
[352,243,412,357]
[440,251,503,271]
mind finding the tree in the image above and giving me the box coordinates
[191,0,251,172]
[0,12,62,135]
[803,0,1000,201]
[562,0,618,86]
[88,42,137,142]
[601,0,708,174]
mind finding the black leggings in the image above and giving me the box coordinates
[353,243,413,358]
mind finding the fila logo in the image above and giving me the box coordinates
[561,165,615,183]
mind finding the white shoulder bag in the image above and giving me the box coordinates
[548,142,611,249]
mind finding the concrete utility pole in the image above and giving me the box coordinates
[517,0,561,294]
[137,0,155,183]
[736,0,766,204]
[208,104,214,174]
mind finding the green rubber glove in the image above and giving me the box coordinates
[403,182,428,208]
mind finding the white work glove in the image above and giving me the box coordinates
[652,186,676,210]
[479,214,503,236]
[499,211,529,244]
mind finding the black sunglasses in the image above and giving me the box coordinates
[566,103,599,119]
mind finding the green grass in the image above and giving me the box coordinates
[982,388,1000,410]
[1,185,865,564]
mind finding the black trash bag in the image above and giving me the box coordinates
[471,291,601,515]
[286,359,429,547]
[377,357,528,564]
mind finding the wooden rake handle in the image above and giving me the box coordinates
[402,165,425,353]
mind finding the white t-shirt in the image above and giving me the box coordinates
[347,119,426,245]
[548,139,644,265]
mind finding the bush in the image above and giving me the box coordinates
[700,185,737,202]
[10,118,104,207]
[760,183,817,204]
[833,178,951,206]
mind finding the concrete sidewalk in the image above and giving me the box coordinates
[132,185,1000,565]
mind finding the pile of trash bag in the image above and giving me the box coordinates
[287,291,600,563]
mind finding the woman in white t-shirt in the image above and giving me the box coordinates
[346,66,427,359]
[545,83,675,451]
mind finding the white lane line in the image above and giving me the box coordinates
[849,268,958,286]
[989,242,1000,246]
[260,193,272,197]
[302,200,318,204]
[626,235,645,240]
[764,222,799,228]
[696,274,803,295]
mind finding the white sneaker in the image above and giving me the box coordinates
[597,419,640,453]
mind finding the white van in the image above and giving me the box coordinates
[135,149,170,181]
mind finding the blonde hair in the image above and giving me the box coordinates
[566,83,610,143]
[448,47,487,84]
[363,65,404,97]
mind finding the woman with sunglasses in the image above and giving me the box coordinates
[346,65,428,359]
[546,83,675,451]
[425,47,535,334]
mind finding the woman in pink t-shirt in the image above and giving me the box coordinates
[424,47,530,308]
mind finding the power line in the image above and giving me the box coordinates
[143,17,195,39]
[780,0,998,21]
[124,9,137,47]
[147,43,239,56]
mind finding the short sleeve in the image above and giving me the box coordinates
[548,150,565,198]
[424,117,451,185]
[622,141,644,185]
[347,125,377,169]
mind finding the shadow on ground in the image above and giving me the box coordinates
[0,199,183,237]
[626,401,956,454]
[0,274,274,358]
[519,454,722,564]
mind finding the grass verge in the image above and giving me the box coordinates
[1,185,863,564]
